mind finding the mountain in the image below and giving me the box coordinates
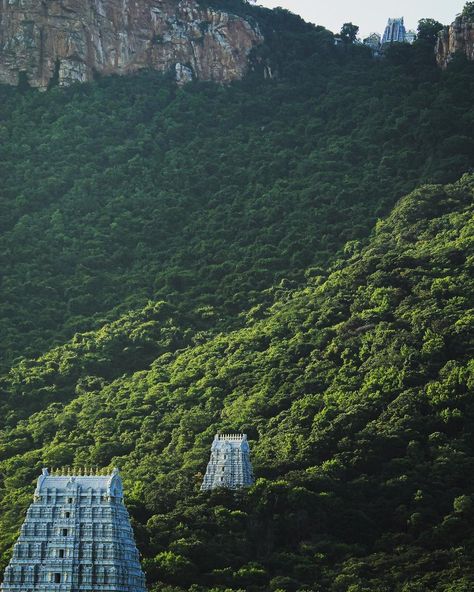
[437,5,474,68]
[0,173,473,591]
[0,24,473,369]
[0,1,474,590]
[0,0,263,88]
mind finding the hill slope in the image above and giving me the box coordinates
[1,174,473,591]
[0,30,473,368]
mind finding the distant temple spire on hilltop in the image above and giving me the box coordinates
[364,17,416,53]
[201,433,255,490]
[363,32,382,52]
[382,17,407,44]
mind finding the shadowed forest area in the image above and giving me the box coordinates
[0,2,473,590]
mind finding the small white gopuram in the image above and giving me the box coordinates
[201,433,255,490]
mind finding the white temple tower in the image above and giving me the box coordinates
[1,468,146,591]
[201,434,255,490]
[382,17,407,44]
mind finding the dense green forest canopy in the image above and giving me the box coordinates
[0,175,473,591]
[0,6,473,368]
[0,2,474,590]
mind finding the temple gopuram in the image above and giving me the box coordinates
[201,433,255,490]
[1,468,146,591]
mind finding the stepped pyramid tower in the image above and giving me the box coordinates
[201,434,255,490]
[1,468,146,592]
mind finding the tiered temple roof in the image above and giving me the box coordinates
[382,17,407,44]
[1,468,146,591]
[201,433,255,490]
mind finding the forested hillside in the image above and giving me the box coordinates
[1,1,474,590]
[0,174,473,591]
[0,8,473,367]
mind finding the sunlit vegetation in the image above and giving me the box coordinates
[0,175,473,591]
[0,11,472,367]
[0,2,473,590]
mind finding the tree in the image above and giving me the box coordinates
[462,2,474,20]
[340,22,359,44]
[417,18,444,45]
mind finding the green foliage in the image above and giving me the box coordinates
[340,23,360,44]
[0,24,472,369]
[417,19,444,45]
[0,175,473,590]
[0,5,473,590]
[462,2,474,20]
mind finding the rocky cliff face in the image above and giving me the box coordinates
[436,15,474,68]
[0,0,263,89]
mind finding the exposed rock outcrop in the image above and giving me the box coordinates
[436,14,474,68]
[0,0,263,89]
